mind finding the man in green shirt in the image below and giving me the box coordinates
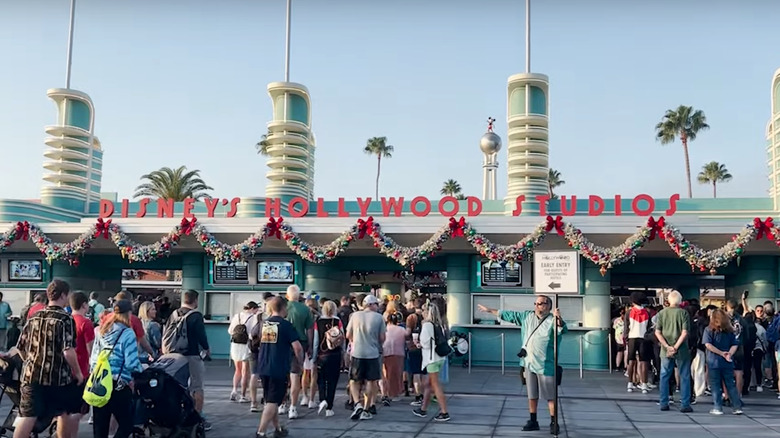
[479,295,567,435]
[283,285,313,419]
[654,290,692,412]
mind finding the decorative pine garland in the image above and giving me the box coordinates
[0,215,771,274]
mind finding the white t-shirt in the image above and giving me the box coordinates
[420,321,446,370]
[228,311,259,341]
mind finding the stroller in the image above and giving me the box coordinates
[0,350,56,438]
[133,354,205,438]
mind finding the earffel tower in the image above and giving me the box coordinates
[505,0,550,207]
[264,0,315,201]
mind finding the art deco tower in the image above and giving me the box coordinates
[264,0,315,201]
[504,0,550,208]
[40,0,103,215]
[767,68,780,209]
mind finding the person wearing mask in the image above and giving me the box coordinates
[625,292,652,394]
[14,280,83,438]
[479,296,567,434]
[312,300,343,417]
[703,309,743,415]
[281,285,313,419]
[655,291,693,413]
[164,290,211,431]
[0,292,12,351]
[255,297,303,438]
[138,301,162,364]
[90,299,142,438]
[346,295,386,421]
[229,301,260,403]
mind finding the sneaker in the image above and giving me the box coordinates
[230,391,239,402]
[704,389,712,396]
[412,408,427,418]
[202,421,213,432]
[691,397,697,405]
[757,386,764,393]
[288,405,298,419]
[272,426,289,438]
[239,396,250,403]
[680,406,693,413]
[251,403,261,413]
[368,405,377,415]
[88,416,93,425]
[278,404,288,415]
[709,409,723,415]
[318,400,328,415]
[659,405,670,411]
[382,397,391,407]
[345,400,354,410]
[300,395,309,406]
[308,400,317,409]
[350,403,364,421]
[521,420,540,431]
[627,383,636,393]
[647,383,657,390]
[434,412,451,422]
[410,395,423,406]
[550,421,560,435]
[325,409,335,417]
[359,411,373,420]
[733,408,743,415]
[639,383,649,394]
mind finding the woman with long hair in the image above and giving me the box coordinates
[228,301,259,403]
[138,301,161,364]
[703,309,744,415]
[90,300,142,438]
[382,312,407,404]
[312,300,342,417]
[301,298,320,408]
[411,301,450,422]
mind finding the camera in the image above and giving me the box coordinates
[517,348,527,358]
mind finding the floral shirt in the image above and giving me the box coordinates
[17,306,76,386]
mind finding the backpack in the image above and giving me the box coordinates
[231,314,250,345]
[86,303,98,327]
[767,315,780,345]
[83,328,127,408]
[325,321,344,351]
[432,323,453,358]
[161,309,197,355]
[249,314,263,354]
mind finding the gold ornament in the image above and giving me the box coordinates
[599,266,607,276]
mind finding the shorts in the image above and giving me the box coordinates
[260,376,288,405]
[426,360,444,374]
[350,357,381,382]
[230,343,251,362]
[627,338,652,362]
[617,343,626,352]
[186,355,206,394]
[406,350,427,375]
[733,353,744,371]
[524,368,555,401]
[290,352,303,375]
[19,382,82,418]
[249,352,258,375]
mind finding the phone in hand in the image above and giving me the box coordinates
[742,290,749,299]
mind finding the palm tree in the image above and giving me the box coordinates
[255,131,272,156]
[134,166,213,200]
[364,136,394,199]
[655,105,710,198]
[548,168,565,199]
[441,179,466,199]
[697,161,732,198]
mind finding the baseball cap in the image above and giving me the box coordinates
[113,299,132,314]
[363,295,380,306]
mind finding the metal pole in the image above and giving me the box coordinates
[608,331,613,373]
[284,0,292,82]
[501,333,505,375]
[525,0,531,73]
[553,293,559,437]
[65,0,77,88]
[579,335,583,379]
[468,332,472,374]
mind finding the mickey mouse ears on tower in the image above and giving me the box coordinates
[480,117,502,155]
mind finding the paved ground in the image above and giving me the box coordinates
[4,361,780,437]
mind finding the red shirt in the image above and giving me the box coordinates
[100,313,145,340]
[72,313,95,377]
[27,303,45,319]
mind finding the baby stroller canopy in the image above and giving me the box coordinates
[149,353,190,388]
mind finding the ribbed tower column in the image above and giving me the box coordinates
[504,73,549,208]
[264,82,315,201]
[767,68,780,210]
[41,88,103,214]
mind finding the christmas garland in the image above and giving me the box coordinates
[0,215,772,274]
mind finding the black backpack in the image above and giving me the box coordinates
[432,323,452,358]
[231,315,250,345]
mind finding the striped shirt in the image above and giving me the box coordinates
[17,306,76,386]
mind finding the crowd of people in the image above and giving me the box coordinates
[614,290,780,415]
[227,285,454,437]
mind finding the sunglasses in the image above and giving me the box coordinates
[534,302,548,306]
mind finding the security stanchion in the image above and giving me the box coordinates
[468,332,472,375]
[500,333,506,376]
[608,332,613,373]
[579,335,583,379]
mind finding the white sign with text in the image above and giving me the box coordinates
[533,250,580,295]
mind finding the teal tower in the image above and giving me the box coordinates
[264,82,315,201]
[41,88,103,214]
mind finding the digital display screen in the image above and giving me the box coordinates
[9,260,43,281]
[213,261,249,284]
[257,261,294,283]
[480,261,522,287]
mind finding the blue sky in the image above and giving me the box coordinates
[1,0,778,201]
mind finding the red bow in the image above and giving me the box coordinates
[357,216,374,239]
[753,217,774,240]
[448,217,466,237]
[545,215,565,236]
[94,218,112,239]
[14,221,29,241]
[266,217,284,239]
[647,216,666,240]
[180,217,197,235]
